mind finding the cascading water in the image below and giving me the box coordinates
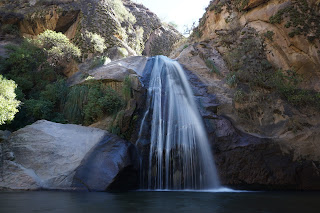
[137,55,220,190]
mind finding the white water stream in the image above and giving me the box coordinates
[137,56,220,190]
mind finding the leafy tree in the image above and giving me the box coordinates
[0,75,20,125]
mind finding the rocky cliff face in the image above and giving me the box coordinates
[0,0,182,59]
[196,0,320,91]
[171,0,320,189]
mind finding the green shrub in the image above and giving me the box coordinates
[226,73,238,87]
[235,0,249,11]
[1,24,19,35]
[205,59,220,75]
[234,89,246,103]
[40,79,69,110]
[84,31,107,53]
[0,75,20,125]
[89,56,110,69]
[37,30,81,64]
[122,76,132,102]
[64,85,89,124]
[24,99,54,120]
[271,69,320,108]
[109,0,136,24]
[269,0,320,39]
[64,82,123,125]
[263,31,275,41]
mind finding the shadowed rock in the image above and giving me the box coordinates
[72,134,139,191]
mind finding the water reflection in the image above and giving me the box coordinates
[0,191,319,213]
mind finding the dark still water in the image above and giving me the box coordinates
[0,191,320,213]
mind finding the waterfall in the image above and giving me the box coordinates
[137,55,220,190]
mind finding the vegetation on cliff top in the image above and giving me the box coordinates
[0,30,124,130]
[269,0,320,40]
[222,27,320,110]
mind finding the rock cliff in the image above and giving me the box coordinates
[0,0,182,59]
[171,0,320,189]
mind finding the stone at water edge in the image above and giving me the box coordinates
[72,134,139,191]
[0,120,139,191]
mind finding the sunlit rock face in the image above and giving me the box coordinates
[123,0,183,57]
[136,56,220,190]
[197,0,320,91]
[0,120,139,191]
[171,40,320,190]
[0,0,183,60]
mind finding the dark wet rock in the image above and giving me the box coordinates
[72,134,139,191]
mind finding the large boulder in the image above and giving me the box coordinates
[0,120,139,191]
[72,134,139,191]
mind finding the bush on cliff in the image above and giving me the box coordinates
[37,30,81,66]
[64,82,123,125]
[0,75,20,125]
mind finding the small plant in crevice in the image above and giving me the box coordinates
[226,72,238,87]
[205,59,221,75]
[263,31,275,41]
[122,75,132,102]
[234,89,246,103]
[89,56,110,69]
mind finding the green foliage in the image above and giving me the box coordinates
[1,24,19,36]
[84,85,123,125]
[64,82,123,125]
[209,1,225,14]
[128,26,144,54]
[269,0,320,40]
[24,99,54,120]
[109,0,136,24]
[37,30,81,64]
[84,31,107,53]
[226,72,238,87]
[0,75,20,125]
[1,40,56,96]
[235,0,249,11]
[122,76,132,102]
[118,47,129,57]
[40,79,69,110]
[234,89,245,103]
[64,85,88,124]
[263,31,275,41]
[89,56,111,69]
[272,70,320,108]
[205,59,221,75]
[225,33,274,89]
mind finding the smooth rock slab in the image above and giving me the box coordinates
[0,120,138,191]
